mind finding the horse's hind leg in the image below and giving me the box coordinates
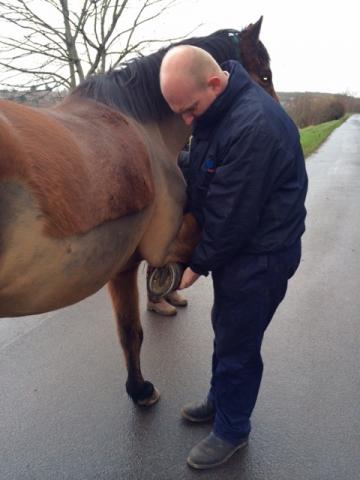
[108,266,160,406]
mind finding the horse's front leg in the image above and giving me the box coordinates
[108,265,160,406]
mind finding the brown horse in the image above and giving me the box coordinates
[0,18,277,406]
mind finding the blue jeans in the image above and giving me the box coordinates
[208,241,301,445]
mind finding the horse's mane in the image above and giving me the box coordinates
[72,29,257,123]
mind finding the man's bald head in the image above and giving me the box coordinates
[160,45,222,95]
[159,45,229,125]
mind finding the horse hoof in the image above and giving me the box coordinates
[136,387,160,407]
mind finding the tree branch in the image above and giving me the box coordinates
[0,0,191,89]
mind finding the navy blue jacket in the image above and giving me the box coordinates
[186,60,308,276]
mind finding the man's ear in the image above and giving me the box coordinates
[208,76,221,91]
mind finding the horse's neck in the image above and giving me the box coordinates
[134,116,189,211]
[137,115,190,167]
[140,113,188,148]
[158,115,191,156]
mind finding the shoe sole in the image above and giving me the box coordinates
[187,440,248,470]
[181,409,215,423]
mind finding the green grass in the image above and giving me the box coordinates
[299,115,349,158]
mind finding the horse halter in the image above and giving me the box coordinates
[228,31,243,64]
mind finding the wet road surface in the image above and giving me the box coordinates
[1,115,360,479]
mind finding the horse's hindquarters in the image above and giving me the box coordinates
[0,181,149,317]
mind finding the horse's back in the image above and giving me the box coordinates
[0,97,155,238]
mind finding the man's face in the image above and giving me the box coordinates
[166,82,219,126]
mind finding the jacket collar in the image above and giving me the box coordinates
[193,60,252,136]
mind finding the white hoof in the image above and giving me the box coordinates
[137,387,161,407]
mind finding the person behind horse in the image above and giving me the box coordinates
[146,149,191,316]
[159,45,308,469]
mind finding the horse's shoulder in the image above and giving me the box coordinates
[51,98,156,225]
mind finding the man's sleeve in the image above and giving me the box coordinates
[189,126,277,275]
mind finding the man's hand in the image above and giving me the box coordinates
[178,267,200,290]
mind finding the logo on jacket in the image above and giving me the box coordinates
[202,158,216,173]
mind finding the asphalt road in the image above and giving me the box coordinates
[1,115,360,480]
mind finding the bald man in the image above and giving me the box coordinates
[160,46,307,469]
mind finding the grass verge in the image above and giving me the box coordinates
[299,115,349,158]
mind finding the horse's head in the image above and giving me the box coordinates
[238,17,278,101]
[209,18,277,102]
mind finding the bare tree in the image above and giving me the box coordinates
[0,0,190,90]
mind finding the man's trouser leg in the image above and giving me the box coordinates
[208,242,301,445]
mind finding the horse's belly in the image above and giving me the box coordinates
[0,182,149,316]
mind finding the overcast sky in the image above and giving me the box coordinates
[160,0,360,96]
[0,0,359,96]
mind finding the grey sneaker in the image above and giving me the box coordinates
[187,432,248,469]
[181,398,215,423]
